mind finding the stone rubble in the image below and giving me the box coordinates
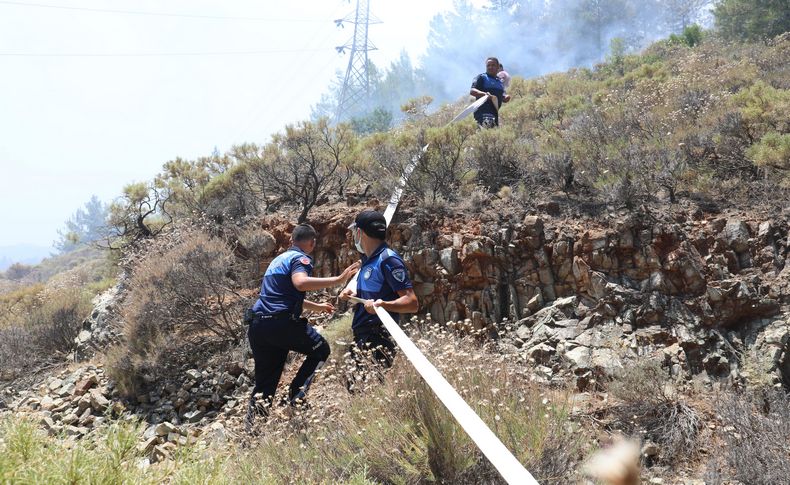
[2,359,248,463]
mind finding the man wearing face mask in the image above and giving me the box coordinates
[246,223,360,431]
[340,210,419,377]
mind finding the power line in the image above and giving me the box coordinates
[0,48,330,57]
[0,0,328,22]
[230,28,340,138]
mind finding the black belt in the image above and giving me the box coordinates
[255,311,298,321]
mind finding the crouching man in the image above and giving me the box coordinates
[246,223,359,430]
[340,210,419,387]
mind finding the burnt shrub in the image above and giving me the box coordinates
[608,360,703,466]
[107,230,243,396]
[0,326,37,381]
[0,285,92,381]
[716,390,790,485]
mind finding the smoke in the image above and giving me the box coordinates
[317,0,714,125]
[418,0,715,105]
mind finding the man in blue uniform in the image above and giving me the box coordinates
[340,210,419,383]
[246,223,359,429]
[470,56,511,127]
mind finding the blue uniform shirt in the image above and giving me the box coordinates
[252,247,313,316]
[471,73,505,121]
[353,243,413,337]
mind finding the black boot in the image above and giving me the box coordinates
[245,395,270,434]
[244,396,256,434]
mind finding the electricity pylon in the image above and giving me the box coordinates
[334,0,380,122]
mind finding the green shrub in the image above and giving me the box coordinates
[350,107,394,135]
[668,24,705,47]
[0,281,94,380]
[731,81,790,139]
[412,122,477,203]
[28,286,92,354]
[748,132,790,171]
[107,182,173,247]
[466,126,525,192]
[0,416,239,484]
[0,283,45,328]
[256,119,357,223]
[2,263,33,281]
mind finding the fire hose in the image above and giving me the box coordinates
[344,96,539,484]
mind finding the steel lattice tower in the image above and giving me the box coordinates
[334,0,380,122]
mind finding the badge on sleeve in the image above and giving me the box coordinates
[392,268,406,283]
[299,257,311,265]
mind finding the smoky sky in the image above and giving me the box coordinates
[356,0,714,117]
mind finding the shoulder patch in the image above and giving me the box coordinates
[299,257,311,265]
[392,268,406,283]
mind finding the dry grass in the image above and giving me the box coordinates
[0,416,257,485]
[607,360,703,466]
[240,316,590,484]
[0,284,94,381]
[712,389,790,485]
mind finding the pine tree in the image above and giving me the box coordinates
[714,0,790,41]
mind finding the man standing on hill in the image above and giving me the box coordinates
[246,223,359,430]
[470,56,511,128]
[340,210,419,388]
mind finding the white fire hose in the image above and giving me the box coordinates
[341,95,538,485]
[346,296,538,485]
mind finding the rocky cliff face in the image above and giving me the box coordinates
[256,204,790,389]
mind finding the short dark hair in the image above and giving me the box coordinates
[486,56,500,66]
[292,223,317,242]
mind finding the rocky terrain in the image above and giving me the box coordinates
[2,200,789,475]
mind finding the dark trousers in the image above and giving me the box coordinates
[345,331,397,393]
[474,112,498,128]
[248,314,330,407]
[353,331,397,369]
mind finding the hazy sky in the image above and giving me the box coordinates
[0,0,462,249]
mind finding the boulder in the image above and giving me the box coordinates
[224,361,244,377]
[89,389,110,412]
[138,436,159,455]
[526,343,555,364]
[155,422,178,437]
[565,346,592,370]
[48,378,63,391]
[40,396,55,411]
[721,220,750,253]
[73,375,98,397]
[185,369,202,381]
[183,410,204,423]
[439,248,461,275]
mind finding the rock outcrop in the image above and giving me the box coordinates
[74,285,123,362]
[256,206,789,389]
